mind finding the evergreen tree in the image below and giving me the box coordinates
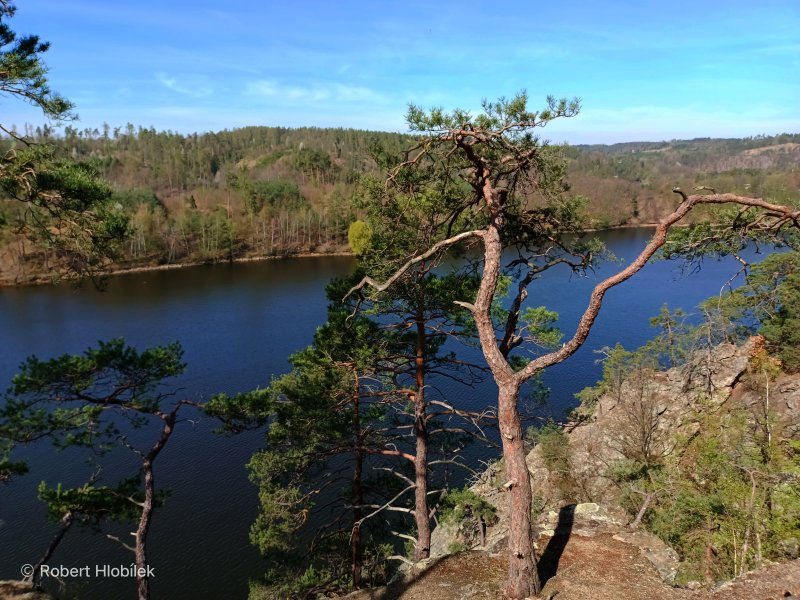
[347,92,800,598]
[1,339,191,600]
[710,252,800,372]
[207,284,404,596]
[350,161,491,561]
[0,2,129,282]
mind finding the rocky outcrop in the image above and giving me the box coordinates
[526,338,800,509]
[428,339,800,589]
[0,581,53,600]
[526,341,755,507]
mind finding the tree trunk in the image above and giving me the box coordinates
[136,456,155,600]
[413,311,431,561]
[351,375,364,588]
[471,218,540,598]
[135,413,175,600]
[351,486,363,587]
[27,511,75,586]
[498,380,540,599]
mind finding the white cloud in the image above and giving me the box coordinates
[246,80,278,96]
[246,80,388,105]
[155,73,214,98]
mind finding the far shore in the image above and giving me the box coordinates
[0,248,355,288]
[108,249,356,277]
[1,223,663,288]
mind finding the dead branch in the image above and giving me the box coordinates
[343,230,484,301]
[353,483,416,527]
[106,533,136,553]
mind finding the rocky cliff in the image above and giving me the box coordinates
[419,338,800,598]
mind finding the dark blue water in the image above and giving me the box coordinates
[0,231,773,599]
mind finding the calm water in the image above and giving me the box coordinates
[0,231,774,599]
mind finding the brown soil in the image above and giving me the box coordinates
[743,143,800,155]
[0,580,52,599]
[343,552,507,600]
[343,534,800,600]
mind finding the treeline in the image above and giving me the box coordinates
[0,126,415,282]
[1,126,798,283]
[567,133,800,226]
[8,123,415,191]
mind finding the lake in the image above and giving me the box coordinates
[0,229,774,599]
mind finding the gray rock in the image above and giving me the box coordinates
[429,520,459,558]
[778,538,800,560]
[613,530,680,583]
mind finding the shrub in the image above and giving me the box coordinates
[440,487,497,548]
[347,220,372,255]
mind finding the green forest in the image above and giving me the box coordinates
[1,120,798,284]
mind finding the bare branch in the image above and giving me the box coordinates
[106,533,136,554]
[353,484,416,527]
[516,193,800,382]
[389,530,418,542]
[373,466,414,486]
[343,230,484,301]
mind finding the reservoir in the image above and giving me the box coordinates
[0,228,774,599]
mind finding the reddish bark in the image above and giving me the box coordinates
[413,311,431,561]
[351,372,364,588]
[468,186,542,595]
[498,381,540,598]
[135,410,177,600]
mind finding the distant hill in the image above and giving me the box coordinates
[1,127,798,284]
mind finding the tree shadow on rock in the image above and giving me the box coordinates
[537,503,575,587]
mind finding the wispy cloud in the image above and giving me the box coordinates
[246,80,389,104]
[151,106,210,118]
[155,73,214,98]
[13,1,799,141]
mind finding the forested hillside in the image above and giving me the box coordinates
[568,134,800,226]
[1,126,798,284]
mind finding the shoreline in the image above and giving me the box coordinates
[1,223,663,289]
[107,249,356,277]
[0,248,356,289]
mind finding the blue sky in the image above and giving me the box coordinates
[6,0,799,143]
